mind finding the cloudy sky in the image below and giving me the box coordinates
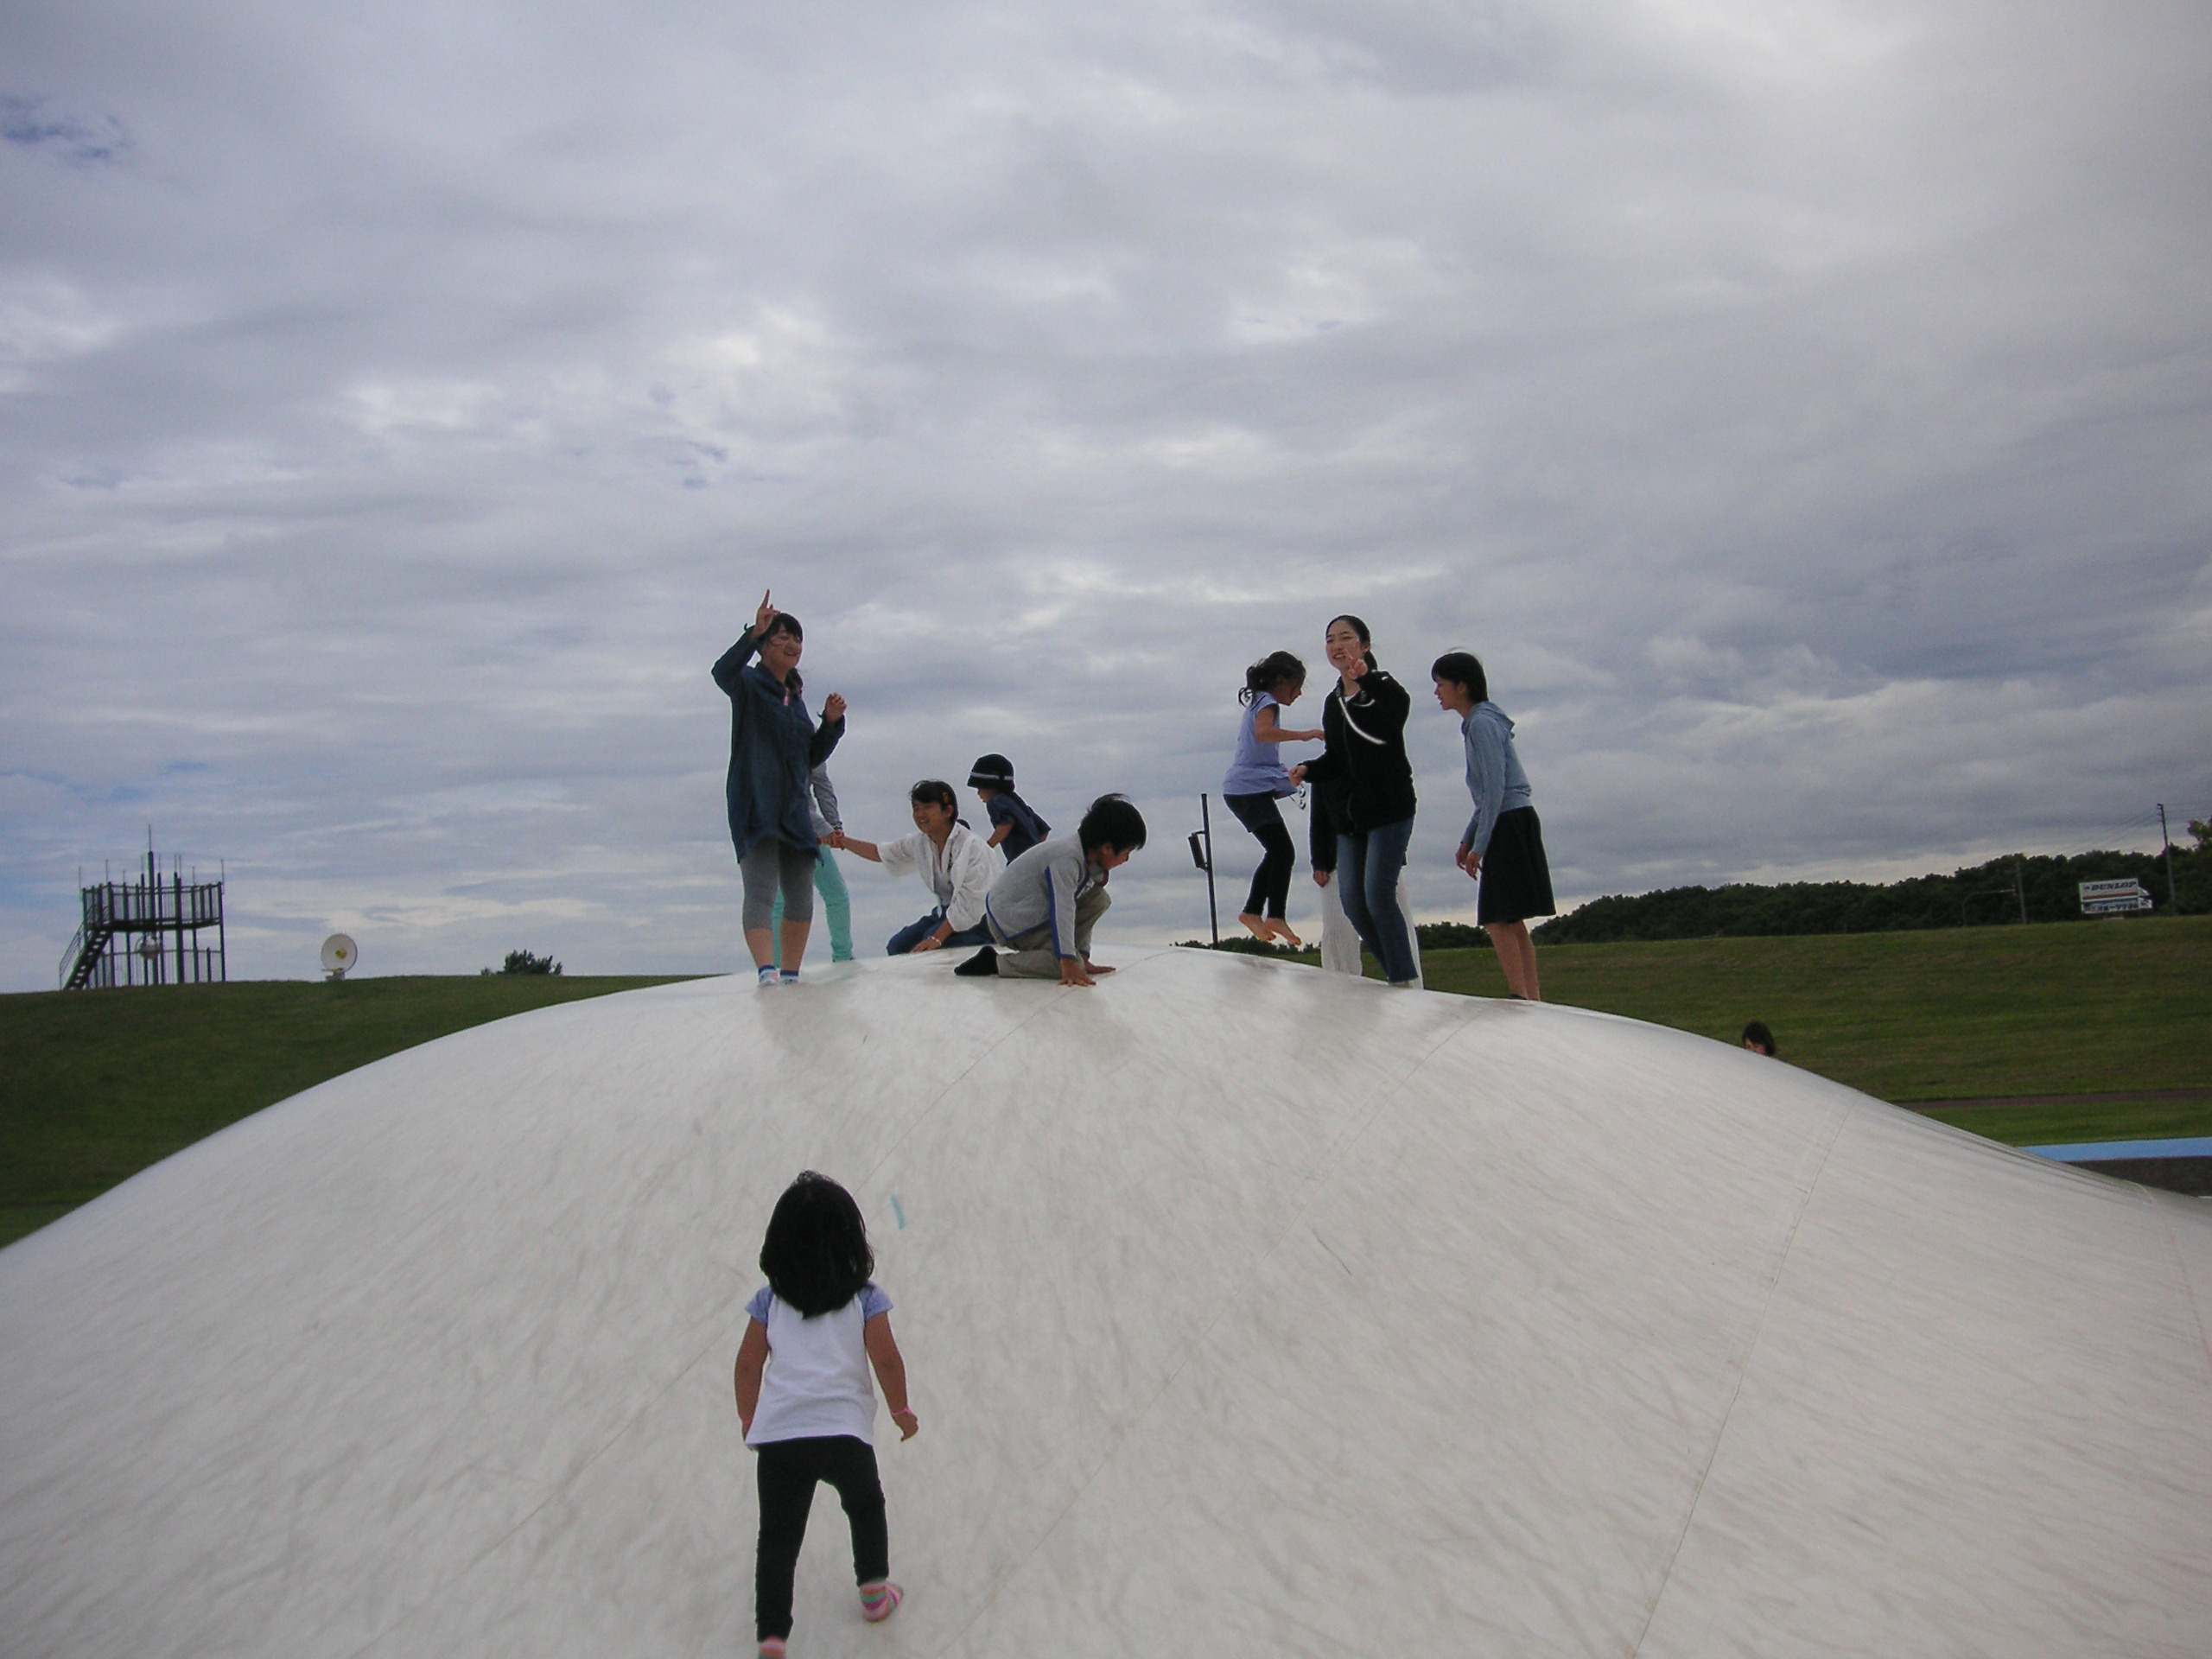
[5,0,2209,989]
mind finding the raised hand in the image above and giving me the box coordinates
[822,692,847,723]
[751,588,776,637]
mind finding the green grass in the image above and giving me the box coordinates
[1911,1102,2212,1147]
[0,976,693,1248]
[1304,913,2212,1142]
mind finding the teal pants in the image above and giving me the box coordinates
[772,848,854,964]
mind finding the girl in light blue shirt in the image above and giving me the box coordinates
[1222,650,1323,946]
[1432,650,1555,1000]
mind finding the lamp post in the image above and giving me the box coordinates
[1188,794,1220,945]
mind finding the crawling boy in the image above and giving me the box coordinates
[954,794,1145,987]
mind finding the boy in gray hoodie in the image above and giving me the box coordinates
[954,795,1147,987]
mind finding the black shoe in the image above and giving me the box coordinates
[953,946,1000,977]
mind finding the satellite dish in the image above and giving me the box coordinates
[321,935,357,981]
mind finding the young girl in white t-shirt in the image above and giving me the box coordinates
[734,1173,918,1657]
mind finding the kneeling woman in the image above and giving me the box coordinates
[712,590,846,984]
[832,779,998,956]
[1431,650,1554,1001]
[1290,615,1421,986]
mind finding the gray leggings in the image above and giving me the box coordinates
[741,840,817,932]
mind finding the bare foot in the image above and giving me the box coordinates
[1265,920,1305,949]
[1236,912,1272,942]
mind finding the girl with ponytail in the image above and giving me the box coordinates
[1221,650,1323,946]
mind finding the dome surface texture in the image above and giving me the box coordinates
[3,947,2209,1657]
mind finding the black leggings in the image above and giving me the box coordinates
[1224,791,1295,919]
[755,1435,888,1641]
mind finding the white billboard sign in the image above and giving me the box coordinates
[2080,877,2152,915]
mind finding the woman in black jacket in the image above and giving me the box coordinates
[1290,614,1420,985]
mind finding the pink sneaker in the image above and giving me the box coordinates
[758,1640,786,1657]
[859,1580,903,1623]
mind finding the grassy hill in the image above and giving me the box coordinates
[0,976,692,1248]
[4,917,2207,1249]
[1255,914,2211,1149]
[1414,915,2208,1103]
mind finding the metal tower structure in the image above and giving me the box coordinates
[60,843,226,991]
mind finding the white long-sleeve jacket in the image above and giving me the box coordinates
[876,821,997,932]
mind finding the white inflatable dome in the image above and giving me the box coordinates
[3,948,2209,1657]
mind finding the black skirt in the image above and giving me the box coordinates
[1477,805,1556,925]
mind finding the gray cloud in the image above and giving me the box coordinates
[3,0,2209,987]
[1,95,132,167]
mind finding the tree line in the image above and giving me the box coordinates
[1534,824,2209,944]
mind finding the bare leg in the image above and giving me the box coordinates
[745,928,775,969]
[779,917,810,973]
[1485,921,1539,1000]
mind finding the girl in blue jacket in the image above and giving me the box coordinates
[712,591,847,984]
[1431,650,1554,1000]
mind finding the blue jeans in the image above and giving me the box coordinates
[886,909,994,956]
[1336,818,1417,982]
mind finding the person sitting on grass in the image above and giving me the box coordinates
[954,794,1146,985]
[830,780,998,957]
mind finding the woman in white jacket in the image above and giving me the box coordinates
[832,780,1000,956]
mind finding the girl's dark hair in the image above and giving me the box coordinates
[910,779,957,812]
[1325,613,1379,671]
[1240,650,1306,706]
[1078,792,1147,855]
[1430,651,1488,704]
[759,1171,873,1317]
[1741,1020,1777,1056]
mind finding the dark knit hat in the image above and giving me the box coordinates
[967,753,1015,789]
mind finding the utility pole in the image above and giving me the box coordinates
[2014,858,2027,925]
[2158,803,2177,909]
